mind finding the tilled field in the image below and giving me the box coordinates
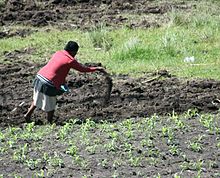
[1,60,220,126]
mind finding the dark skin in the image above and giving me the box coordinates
[24,49,107,123]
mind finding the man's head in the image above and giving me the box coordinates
[64,41,79,57]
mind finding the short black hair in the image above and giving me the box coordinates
[64,41,79,53]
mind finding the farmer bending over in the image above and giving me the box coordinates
[24,41,107,123]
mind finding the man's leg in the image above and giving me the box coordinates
[47,110,55,124]
[24,101,36,122]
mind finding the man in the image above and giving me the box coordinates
[24,41,107,123]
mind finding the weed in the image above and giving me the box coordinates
[88,24,112,51]
[0,131,5,141]
[25,122,35,133]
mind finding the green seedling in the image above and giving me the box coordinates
[48,152,64,168]
[33,169,45,178]
[58,122,73,140]
[72,155,88,168]
[189,141,203,152]
[169,145,180,156]
[123,142,133,152]
[0,131,5,141]
[112,170,119,178]
[184,108,199,119]
[141,138,154,148]
[12,143,28,163]
[154,173,161,178]
[129,156,142,167]
[199,114,216,133]
[25,158,41,170]
[217,141,220,149]
[173,174,181,178]
[188,135,204,152]
[112,159,122,168]
[180,160,204,171]
[108,131,119,140]
[146,114,158,130]
[121,119,134,138]
[104,138,118,152]
[66,144,78,157]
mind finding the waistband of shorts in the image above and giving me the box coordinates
[36,74,55,87]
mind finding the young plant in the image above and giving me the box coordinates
[66,144,78,157]
[169,145,180,156]
[58,122,73,140]
[104,138,118,152]
[188,135,204,153]
[129,156,142,167]
[199,114,214,129]
[189,141,203,153]
[12,143,28,163]
[48,152,65,168]
[25,158,41,170]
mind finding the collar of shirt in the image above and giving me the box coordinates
[61,50,75,60]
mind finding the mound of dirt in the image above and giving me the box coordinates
[0,0,192,29]
[1,61,220,127]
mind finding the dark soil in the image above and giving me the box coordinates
[0,0,192,30]
[1,60,220,127]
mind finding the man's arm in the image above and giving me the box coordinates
[71,59,107,74]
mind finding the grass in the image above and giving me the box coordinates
[0,0,220,79]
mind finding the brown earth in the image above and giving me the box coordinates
[1,53,220,127]
[0,0,192,30]
[0,0,219,127]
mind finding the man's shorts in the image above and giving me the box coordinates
[33,88,56,112]
[33,75,61,112]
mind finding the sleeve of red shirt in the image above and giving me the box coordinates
[70,59,97,72]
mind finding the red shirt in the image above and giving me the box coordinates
[38,50,97,89]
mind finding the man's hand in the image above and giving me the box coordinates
[96,67,108,74]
